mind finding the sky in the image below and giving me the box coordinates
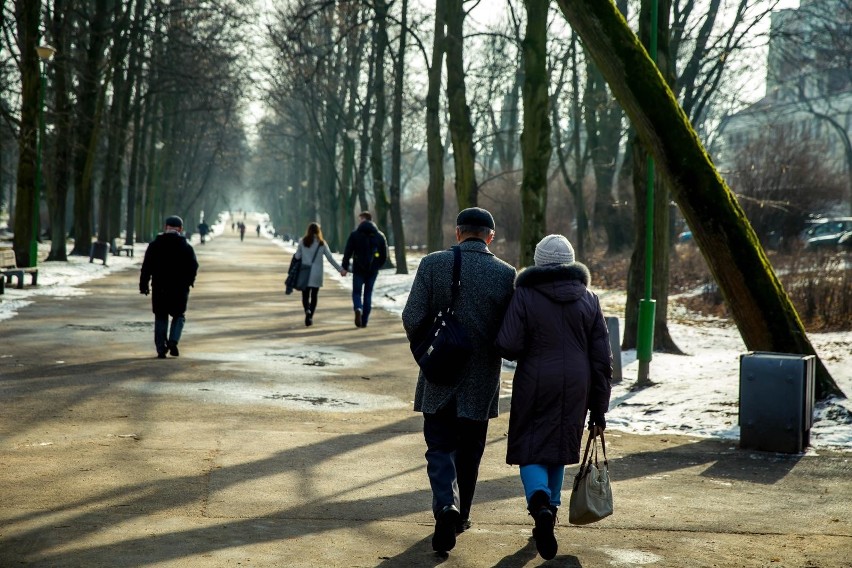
[2,210,850,453]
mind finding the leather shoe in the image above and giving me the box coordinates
[455,517,471,534]
[432,504,460,553]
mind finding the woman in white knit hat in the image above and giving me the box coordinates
[496,234,613,560]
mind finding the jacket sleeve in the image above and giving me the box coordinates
[139,246,153,290]
[186,246,199,287]
[341,233,354,271]
[587,294,613,418]
[322,244,343,272]
[495,288,525,361]
[377,232,389,267]
[401,260,432,341]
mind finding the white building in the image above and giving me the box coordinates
[719,0,852,178]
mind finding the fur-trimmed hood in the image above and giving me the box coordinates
[515,262,591,303]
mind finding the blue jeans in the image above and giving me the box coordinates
[519,464,566,507]
[352,272,378,325]
[423,401,489,520]
[154,313,185,353]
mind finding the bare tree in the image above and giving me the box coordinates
[11,0,39,267]
[518,0,551,267]
[553,0,845,400]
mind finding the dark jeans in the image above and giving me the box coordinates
[154,312,185,353]
[352,272,378,325]
[301,287,319,314]
[423,400,489,520]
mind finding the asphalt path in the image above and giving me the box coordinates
[1,223,850,567]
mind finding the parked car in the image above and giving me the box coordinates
[838,231,852,252]
[801,217,852,250]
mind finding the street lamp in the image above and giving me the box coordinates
[636,1,658,386]
[32,44,55,267]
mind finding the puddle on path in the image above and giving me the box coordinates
[119,345,407,412]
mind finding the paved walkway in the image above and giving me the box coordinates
[1,222,850,567]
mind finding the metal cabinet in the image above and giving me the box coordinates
[739,352,815,453]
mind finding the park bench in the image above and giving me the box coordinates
[111,238,134,257]
[0,247,39,294]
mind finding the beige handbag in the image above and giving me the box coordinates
[568,430,613,525]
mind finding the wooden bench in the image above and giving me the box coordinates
[111,238,134,257]
[0,248,39,294]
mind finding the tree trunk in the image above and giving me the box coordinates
[370,0,391,232]
[425,0,446,252]
[518,0,551,267]
[388,0,409,274]
[569,36,590,258]
[12,0,40,267]
[553,0,845,399]
[445,0,478,209]
[70,0,110,255]
[98,2,132,245]
[46,0,71,262]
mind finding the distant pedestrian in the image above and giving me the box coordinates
[294,222,346,326]
[197,221,210,244]
[496,234,612,560]
[256,224,261,237]
[342,211,388,328]
[139,215,199,359]
[402,207,516,556]
[239,222,246,241]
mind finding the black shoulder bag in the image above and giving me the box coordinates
[410,246,474,385]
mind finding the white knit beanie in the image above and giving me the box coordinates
[534,234,575,266]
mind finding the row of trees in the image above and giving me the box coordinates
[2,0,846,398]
[249,0,777,342]
[249,0,845,398]
[1,0,249,267]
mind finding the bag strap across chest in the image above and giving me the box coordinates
[449,245,462,311]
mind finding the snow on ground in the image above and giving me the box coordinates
[3,213,850,452]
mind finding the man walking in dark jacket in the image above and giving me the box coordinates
[140,216,199,358]
[341,211,388,328]
[402,207,516,556]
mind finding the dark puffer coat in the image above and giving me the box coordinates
[496,263,612,465]
[140,232,198,316]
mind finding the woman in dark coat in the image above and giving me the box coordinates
[496,234,612,560]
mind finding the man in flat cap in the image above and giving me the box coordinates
[140,215,199,358]
[402,207,516,556]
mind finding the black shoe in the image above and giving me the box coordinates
[432,504,460,554]
[529,491,557,560]
[305,310,313,327]
[167,341,179,357]
[455,517,471,534]
[157,352,167,359]
[354,308,362,328]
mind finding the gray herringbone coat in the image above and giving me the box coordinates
[402,239,516,420]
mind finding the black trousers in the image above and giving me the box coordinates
[423,399,489,520]
[301,287,318,314]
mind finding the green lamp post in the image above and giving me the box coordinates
[32,44,56,267]
[636,0,658,385]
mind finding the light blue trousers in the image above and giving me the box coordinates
[519,464,566,507]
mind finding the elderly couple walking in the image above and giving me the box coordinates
[402,207,613,560]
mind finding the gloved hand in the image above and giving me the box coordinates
[588,413,606,432]
[140,287,150,296]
